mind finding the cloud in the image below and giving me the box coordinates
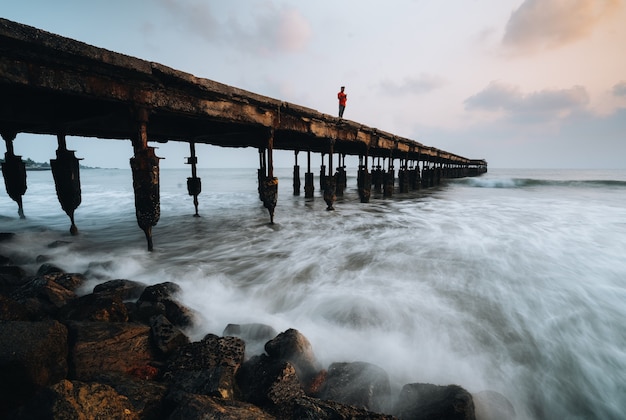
[157,0,311,55]
[379,74,446,96]
[464,81,590,122]
[613,81,626,97]
[502,0,621,53]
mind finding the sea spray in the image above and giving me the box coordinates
[1,167,626,419]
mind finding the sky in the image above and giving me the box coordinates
[3,0,626,169]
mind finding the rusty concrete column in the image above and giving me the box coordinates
[323,142,336,210]
[259,129,278,224]
[130,108,160,252]
[319,153,326,192]
[293,150,301,196]
[383,156,394,197]
[372,157,383,193]
[186,142,201,217]
[357,154,371,203]
[304,150,314,199]
[1,131,27,219]
[50,133,82,235]
[336,153,346,197]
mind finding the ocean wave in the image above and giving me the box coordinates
[459,178,626,189]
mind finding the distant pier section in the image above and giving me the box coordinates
[0,18,486,250]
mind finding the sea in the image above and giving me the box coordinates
[1,166,625,420]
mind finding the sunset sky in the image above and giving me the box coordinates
[3,0,626,169]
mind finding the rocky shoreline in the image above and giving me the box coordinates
[0,232,514,419]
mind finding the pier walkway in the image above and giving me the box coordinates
[1,18,486,250]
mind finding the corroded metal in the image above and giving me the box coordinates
[260,176,278,224]
[50,134,82,235]
[1,131,26,219]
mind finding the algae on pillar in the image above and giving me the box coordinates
[50,133,82,235]
[1,131,27,219]
[130,108,160,251]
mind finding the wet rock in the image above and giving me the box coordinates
[36,263,65,276]
[93,372,168,420]
[44,272,86,291]
[138,281,182,303]
[149,313,190,356]
[394,383,476,420]
[93,279,147,300]
[46,240,71,249]
[319,361,392,413]
[0,320,68,413]
[164,334,245,399]
[135,282,194,327]
[265,328,321,385]
[224,322,278,358]
[11,276,77,317]
[165,390,276,420]
[67,321,158,381]
[472,390,516,420]
[0,254,14,265]
[7,379,139,420]
[0,267,28,294]
[0,293,30,320]
[58,292,129,322]
[237,354,305,408]
[285,396,397,419]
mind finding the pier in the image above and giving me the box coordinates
[0,18,486,250]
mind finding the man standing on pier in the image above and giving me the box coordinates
[337,86,347,118]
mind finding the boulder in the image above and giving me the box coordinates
[58,292,129,322]
[149,314,190,356]
[223,322,278,358]
[285,396,397,420]
[66,321,158,381]
[237,354,305,408]
[472,390,516,420]
[36,263,65,276]
[165,390,276,420]
[11,276,77,317]
[319,361,392,413]
[164,334,245,399]
[0,293,30,321]
[0,320,68,413]
[43,272,86,291]
[265,328,321,385]
[137,281,182,303]
[92,372,168,420]
[135,282,195,327]
[393,383,476,420]
[6,380,139,420]
[93,279,147,300]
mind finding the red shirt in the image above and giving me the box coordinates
[338,91,347,106]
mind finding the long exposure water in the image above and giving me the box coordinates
[1,167,625,419]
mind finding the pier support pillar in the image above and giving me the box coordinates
[323,144,336,210]
[357,155,371,203]
[319,153,326,192]
[186,142,201,217]
[50,133,82,235]
[383,157,394,198]
[398,158,409,193]
[130,108,160,252]
[372,157,383,193]
[336,154,346,197]
[1,131,27,219]
[258,129,278,224]
[304,150,314,198]
[293,151,301,196]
